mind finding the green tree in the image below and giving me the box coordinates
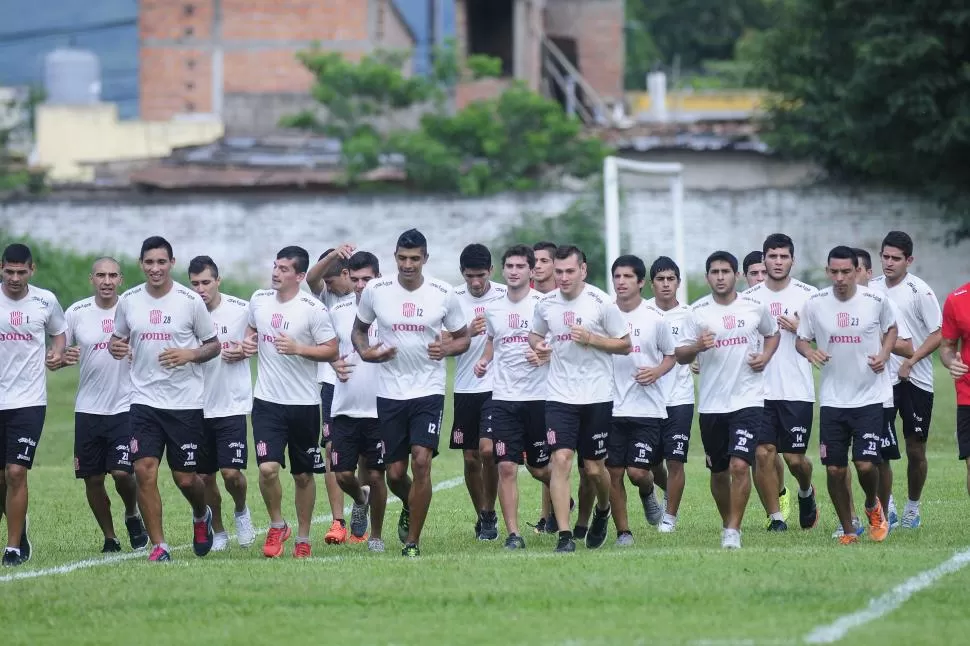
[743,1,970,230]
[624,0,661,90]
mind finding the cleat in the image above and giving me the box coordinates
[479,511,499,541]
[866,500,890,542]
[263,524,292,558]
[900,508,921,529]
[554,536,576,553]
[641,489,663,526]
[838,533,859,546]
[888,495,900,530]
[832,517,864,539]
[474,516,483,540]
[101,538,122,553]
[350,486,371,539]
[2,549,25,567]
[211,531,230,552]
[545,515,559,534]
[573,524,588,540]
[721,529,742,549]
[658,519,677,533]
[798,486,820,529]
[779,488,792,524]
[504,534,526,550]
[615,531,634,547]
[530,517,547,535]
[398,507,410,544]
[293,542,312,559]
[234,508,256,548]
[325,520,348,545]
[367,537,385,553]
[19,516,31,563]
[401,542,420,558]
[348,533,369,545]
[767,519,788,532]
[125,515,149,550]
[192,506,214,557]
[585,506,610,550]
[148,545,171,562]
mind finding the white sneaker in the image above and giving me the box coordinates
[721,528,742,549]
[367,537,385,553]
[615,532,634,547]
[211,531,230,552]
[234,507,256,547]
[658,519,676,533]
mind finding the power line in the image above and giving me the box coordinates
[0,18,136,44]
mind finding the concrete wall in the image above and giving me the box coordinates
[1,188,964,298]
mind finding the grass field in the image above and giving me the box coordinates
[2,361,969,646]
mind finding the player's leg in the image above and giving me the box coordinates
[659,404,692,532]
[723,408,758,546]
[959,407,970,499]
[700,414,731,528]
[452,393,485,530]
[578,403,613,550]
[128,404,172,559]
[630,418,664,529]
[102,411,144,548]
[164,409,213,558]
[320,383,347,544]
[545,402,580,552]
[197,417,226,547]
[361,418,387,552]
[574,461,594,539]
[400,395,445,555]
[851,405,888,541]
[898,382,931,527]
[378,397,413,545]
[478,399,499,541]
[216,415,252,547]
[286,404,322,557]
[74,413,118,549]
[606,418,631,542]
[492,402,527,547]
[878,406,901,529]
[777,402,818,529]
[755,404,783,530]
[331,417,370,542]
[251,399,292,557]
[819,407,857,543]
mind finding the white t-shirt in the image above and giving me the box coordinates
[317,289,354,385]
[65,297,130,415]
[248,289,336,406]
[356,274,466,400]
[743,279,817,403]
[114,282,214,410]
[485,290,548,402]
[531,284,629,405]
[680,294,778,414]
[203,295,253,418]
[645,298,694,407]
[453,281,508,394]
[870,273,943,393]
[329,297,380,418]
[797,286,896,408]
[885,300,912,407]
[612,301,675,419]
[0,286,67,410]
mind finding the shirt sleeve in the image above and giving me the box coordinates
[890,301,912,340]
[311,304,337,344]
[602,303,629,339]
[113,297,130,338]
[530,300,549,337]
[192,296,216,342]
[356,284,376,325]
[64,309,76,346]
[46,297,67,337]
[485,310,496,338]
[657,318,676,355]
[442,289,466,333]
[757,302,779,337]
[917,288,943,333]
[796,301,815,341]
[678,310,698,348]
[247,295,258,330]
[942,296,960,341]
[879,295,896,334]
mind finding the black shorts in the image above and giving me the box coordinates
[894,381,934,442]
[544,401,612,461]
[450,391,493,450]
[491,400,549,468]
[762,400,813,454]
[198,415,248,474]
[660,404,693,462]
[251,398,323,475]
[881,406,901,461]
[957,406,970,461]
[698,407,760,473]
[129,404,205,472]
[74,412,132,478]
[377,394,445,464]
[331,415,385,472]
[0,406,45,470]
[607,417,662,468]
[320,382,336,443]
[819,404,883,467]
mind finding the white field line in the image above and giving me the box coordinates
[0,475,466,583]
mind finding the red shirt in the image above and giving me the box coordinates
[941,282,970,405]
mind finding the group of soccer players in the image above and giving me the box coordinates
[0,226,965,565]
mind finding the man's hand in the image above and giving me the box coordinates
[473,358,489,378]
[690,359,700,375]
[159,347,194,369]
[428,335,445,361]
[333,355,354,382]
[950,355,969,381]
[222,341,246,363]
[867,354,887,374]
[242,332,259,358]
[63,345,81,367]
[360,344,397,363]
[45,348,63,370]
[897,359,913,381]
[777,314,799,334]
[805,348,831,369]
[525,347,546,368]
[109,337,130,361]
[635,365,663,386]
[534,340,552,363]
[471,315,487,337]
[274,332,301,356]
[695,328,716,353]
[747,352,771,373]
[569,325,592,345]
[335,243,356,260]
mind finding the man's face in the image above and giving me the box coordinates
[651,269,679,301]
[612,265,643,300]
[881,245,912,282]
[462,267,491,298]
[349,267,377,303]
[764,247,793,281]
[140,248,173,288]
[745,262,767,287]
[707,260,738,296]
[324,270,353,297]
[272,257,304,291]
[855,264,872,286]
[554,254,586,297]
[189,267,220,305]
[395,247,427,279]
[1,261,33,297]
[827,258,856,297]
[91,260,122,300]
[502,256,531,289]
[533,250,554,283]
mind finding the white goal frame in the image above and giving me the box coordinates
[602,156,686,303]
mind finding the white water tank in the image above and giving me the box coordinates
[44,48,102,105]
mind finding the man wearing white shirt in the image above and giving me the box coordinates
[529,245,632,553]
[608,255,676,546]
[62,257,147,554]
[240,246,338,559]
[110,236,221,562]
[188,256,256,552]
[676,251,779,550]
[870,231,942,528]
[449,243,506,542]
[353,229,470,558]
[0,243,67,567]
[796,245,894,545]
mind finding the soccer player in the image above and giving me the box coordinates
[645,256,694,532]
[796,245,893,544]
[450,243,506,541]
[676,251,779,549]
[473,244,551,549]
[870,231,942,528]
[0,243,66,567]
[743,234,820,531]
[529,245,631,553]
[328,251,389,552]
[940,280,970,501]
[531,241,558,294]
[608,255,675,546]
[353,229,470,558]
[743,251,767,287]
[62,257,148,553]
[110,236,220,562]
[188,256,256,551]
[240,246,338,558]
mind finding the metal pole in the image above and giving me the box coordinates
[671,172,687,304]
[604,156,620,296]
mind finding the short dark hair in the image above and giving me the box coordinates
[459,243,492,271]
[396,228,427,254]
[828,245,859,267]
[347,251,380,275]
[763,233,795,257]
[649,256,680,282]
[707,251,739,274]
[318,248,335,262]
[277,246,310,274]
[188,255,219,278]
[502,244,536,269]
[881,231,913,258]
[533,241,557,256]
[1,243,33,266]
[851,247,872,271]
[742,251,763,275]
[318,248,348,277]
[612,254,646,282]
[140,236,173,260]
[554,244,586,264]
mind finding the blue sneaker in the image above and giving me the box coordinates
[192,506,214,557]
[901,508,921,529]
[888,508,900,530]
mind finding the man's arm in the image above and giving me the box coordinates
[352,317,373,354]
[908,329,942,365]
[574,328,631,355]
[439,326,471,357]
[940,336,961,369]
[192,337,221,363]
[291,338,338,363]
[306,243,355,295]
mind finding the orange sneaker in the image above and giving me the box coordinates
[263,524,292,558]
[838,533,859,545]
[866,500,889,542]
[293,541,312,558]
[348,533,369,545]
[324,520,348,545]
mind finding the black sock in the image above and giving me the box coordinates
[559,530,573,541]
[338,518,346,528]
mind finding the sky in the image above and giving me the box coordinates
[0,0,454,119]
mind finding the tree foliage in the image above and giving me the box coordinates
[743,1,970,231]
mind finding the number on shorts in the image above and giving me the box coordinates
[186,450,195,463]
[676,441,684,452]
[121,451,129,462]
[737,437,747,447]
[428,422,438,435]
[236,449,242,458]
[867,441,877,453]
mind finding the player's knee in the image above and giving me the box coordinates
[854,460,876,477]
[755,444,775,461]
[479,446,494,464]
[825,464,846,479]
[728,457,749,477]
[109,470,132,483]
[84,473,107,488]
[221,468,244,489]
[498,461,518,480]
[550,450,572,470]
[411,453,432,477]
[258,461,280,481]
[607,466,624,484]
[334,470,355,489]
[627,467,653,488]
[905,442,927,461]
[292,472,314,488]
[462,450,480,469]
[133,459,158,481]
[171,471,198,490]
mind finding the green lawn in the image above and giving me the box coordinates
[2,361,969,645]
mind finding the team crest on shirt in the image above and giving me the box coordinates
[102,319,114,334]
[546,429,556,445]
[453,429,464,445]
[563,311,576,326]
[331,451,339,466]
[837,312,850,328]
[402,302,418,318]
[508,313,521,328]
[130,438,139,454]
[495,441,506,457]
[256,441,267,457]
[149,309,163,325]
[9,311,22,326]
[270,313,283,329]
[722,315,736,329]
[474,306,486,317]
[770,302,782,316]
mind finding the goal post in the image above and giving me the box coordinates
[602,156,686,303]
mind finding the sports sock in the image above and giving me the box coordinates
[798,486,813,498]
[770,512,784,522]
